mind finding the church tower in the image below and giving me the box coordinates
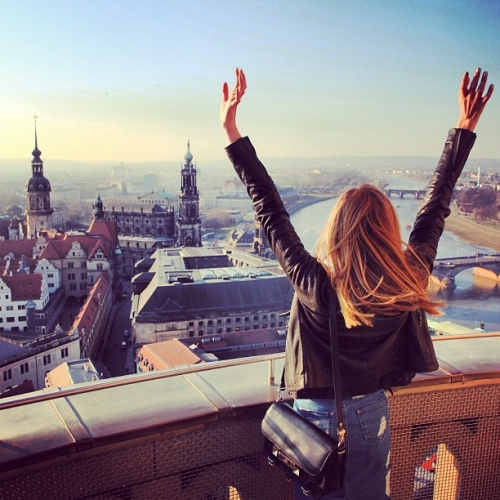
[176,140,201,247]
[26,120,53,238]
[93,192,105,220]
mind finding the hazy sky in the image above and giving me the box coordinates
[1,0,499,163]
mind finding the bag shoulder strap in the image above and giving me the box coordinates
[328,288,346,448]
[279,288,345,446]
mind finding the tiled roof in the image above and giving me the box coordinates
[135,276,293,322]
[137,339,202,370]
[88,219,118,250]
[72,274,110,335]
[0,339,27,363]
[0,239,37,259]
[0,274,43,301]
[39,233,113,260]
[0,257,37,274]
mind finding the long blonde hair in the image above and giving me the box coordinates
[314,185,441,328]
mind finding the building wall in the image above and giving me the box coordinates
[0,333,80,393]
[34,258,62,294]
[106,208,176,238]
[214,196,253,212]
[0,277,50,333]
[75,276,113,359]
[134,309,286,346]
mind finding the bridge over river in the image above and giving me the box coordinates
[433,253,500,288]
[385,188,427,199]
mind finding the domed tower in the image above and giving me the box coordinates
[26,120,53,237]
[176,140,201,247]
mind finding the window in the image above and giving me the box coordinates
[81,272,87,280]
[18,316,26,322]
[189,321,194,327]
[43,354,51,366]
[6,306,13,311]
[6,317,15,323]
[48,273,54,278]
[97,264,104,271]
[80,283,86,291]
[69,284,77,291]
[20,362,29,374]
[3,369,12,381]
[68,262,74,268]
[80,262,87,268]
[61,347,69,358]
[68,273,75,280]
[17,305,25,310]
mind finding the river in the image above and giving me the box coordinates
[290,178,500,333]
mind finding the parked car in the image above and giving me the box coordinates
[121,341,127,349]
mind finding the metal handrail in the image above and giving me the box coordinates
[0,352,283,410]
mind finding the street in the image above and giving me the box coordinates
[99,282,135,377]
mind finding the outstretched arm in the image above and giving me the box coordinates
[456,68,494,132]
[220,68,247,145]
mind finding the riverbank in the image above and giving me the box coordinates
[285,195,333,216]
[445,205,500,252]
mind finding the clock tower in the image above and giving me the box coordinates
[26,120,53,238]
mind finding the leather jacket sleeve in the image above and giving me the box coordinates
[226,130,478,397]
[408,128,476,271]
[225,137,327,313]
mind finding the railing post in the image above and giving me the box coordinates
[268,357,275,386]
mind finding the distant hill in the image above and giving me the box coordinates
[0,155,497,181]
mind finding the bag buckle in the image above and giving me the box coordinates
[276,385,285,403]
[337,424,347,454]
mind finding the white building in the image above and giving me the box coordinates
[34,258,62,295]
[0,329,80,394]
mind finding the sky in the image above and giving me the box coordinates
[1,0,499,164]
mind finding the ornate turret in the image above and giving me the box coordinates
[93,193,105,220]
[176,140,201,247]
[26,118,53,238]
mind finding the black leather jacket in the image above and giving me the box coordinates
[226,129,476,397]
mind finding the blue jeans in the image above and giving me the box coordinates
[293,389,391,500]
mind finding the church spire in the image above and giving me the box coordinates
[31,116,43,175]
[26,117,53,237]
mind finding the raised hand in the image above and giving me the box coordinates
[457,68,494,132]
[220,68,247,144]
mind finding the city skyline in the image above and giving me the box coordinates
[1,0,499,163]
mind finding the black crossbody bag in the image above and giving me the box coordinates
[261,289,346,498]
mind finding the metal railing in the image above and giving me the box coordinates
[1,334,499,499]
